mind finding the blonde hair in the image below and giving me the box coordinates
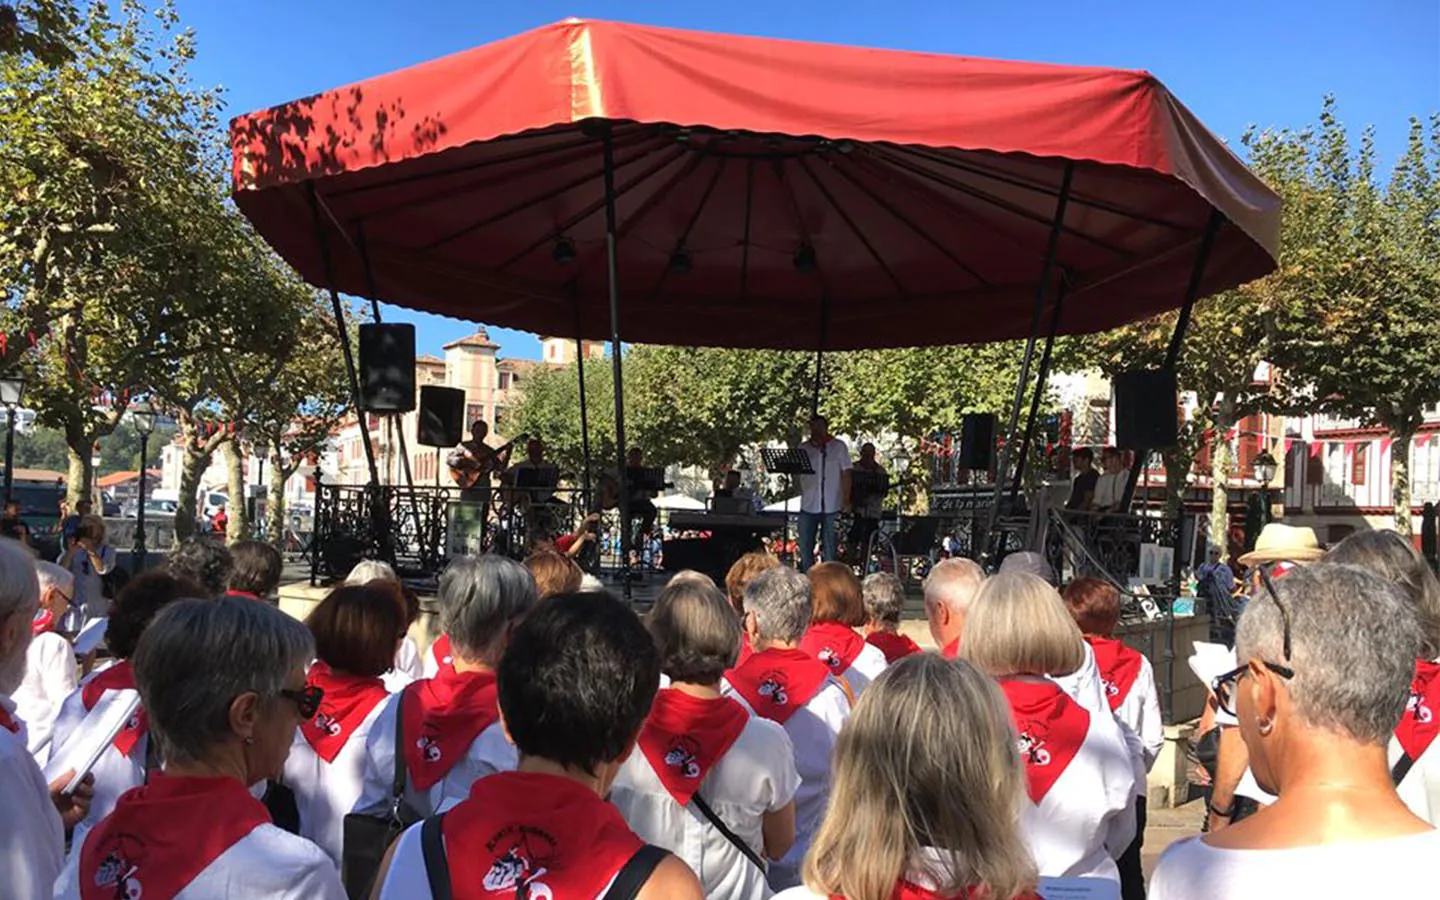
[961,572,1085,677]
[803,654,1037,900]
[345,559,398,586]
[524,550,583,599]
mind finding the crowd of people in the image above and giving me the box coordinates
[1,520,1438,899]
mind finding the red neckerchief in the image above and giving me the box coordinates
[1397,658,1440,761]
[999,679,1090,804]
[443,771,643,900]
[0,704,17,733]
[300,661,389,763]
[637,689,749,806]
[222,590,262,601]
[866,630,922,664]
[1085,636,1144,712]
[402,668,500,790]
[800,621,865,675]
[829,883,1043,900]
[941,638,960,660]
[82,661,148,758]
[430,634,457,677]
[80,774,269,900]
[32,607,55,635]
[727,647,832,725]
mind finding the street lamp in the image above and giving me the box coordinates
[0,375,26,506]
[131,402,156,571]
[1252,448,1278,528]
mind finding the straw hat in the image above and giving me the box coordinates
[1237,523,1324,567]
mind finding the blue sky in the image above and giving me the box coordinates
[181,0,1438,361]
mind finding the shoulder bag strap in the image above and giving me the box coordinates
[390,688,409,817]
[420,813,452,900]
[601,844,669,900]
[1393,751,1417,787]
[690,792,767,872]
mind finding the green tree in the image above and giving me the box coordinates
[506,358,615,479]
[0,1,82,67]
[12,424,69,472]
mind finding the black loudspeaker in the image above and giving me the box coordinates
[357,323,416,412]
[1113,368,1179,449]
[417,385,466,448]
[958,414,997,470]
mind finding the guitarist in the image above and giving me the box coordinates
[450,420,512,503]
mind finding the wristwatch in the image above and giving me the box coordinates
[1208,799,1236,818]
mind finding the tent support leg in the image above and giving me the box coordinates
[811,296,828,417]
[1119,209,1224,511]
[601,127,633,601]
[574,296,594,520]
[1009,281,1068,509]
[981,162,1074,566]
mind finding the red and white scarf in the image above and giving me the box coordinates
[1085,636,1144,711]
[82,661,148,758]
[637,689,749,806]
[31,606,55,635]
[999,678,1090,804]
[727,647,832,725]
[300,661,389,763]
[430,634,457,677]
[735,632,755,668]
[866,630,922,664]
[1397,658,1440,762]
[443,771,643,899]
[800,621,866,676]
[80,774,270,900]
[941,638,960,660]
[402,667,500,790]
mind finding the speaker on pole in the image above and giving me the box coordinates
[1113,368,1179,449]
[357,323,416,413]
[958,414,997,470]
[417,385,466,448]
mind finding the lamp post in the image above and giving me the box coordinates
[0,376,26,505]
[131,403,156,571]
[1252,449,1278,528]
[890,444,911,509]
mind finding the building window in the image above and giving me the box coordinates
[493,406,507,434]
[499,372,511,390]
[1413,441,1440,504]
[465,404,486,429]
[1351,444,1368,486]
[510,372,520,386]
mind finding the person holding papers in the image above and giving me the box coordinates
[14,562,79,758]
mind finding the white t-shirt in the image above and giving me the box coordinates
[383,636,423,693]
[352,690,517,818]
[1092,472,1124,511]
[798,439,852,515]
[284,696,390,866]
[611,715,800,899]
[0,694,64,900]
[841,641,889,698]
[722,676,851,891]
[13,630,77,758]
[1052,642,1150,800]
[56,820,346,900]
[1150,829,1440,900]
[50,676,148,856]
[1115,654,1164,775]
[1020,692,1137,882]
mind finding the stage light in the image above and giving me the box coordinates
[793,242,816,272]
[553,236,576,265]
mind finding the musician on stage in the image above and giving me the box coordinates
[713,469,760,512]
[502,438,561,542]
[844,442,887,565]
[448,419,509,503]
[797,415,851,572]
[624,446,659,553]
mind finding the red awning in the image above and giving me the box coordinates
[230,18,1280,351]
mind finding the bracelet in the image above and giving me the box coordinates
[1208,800,1236,818]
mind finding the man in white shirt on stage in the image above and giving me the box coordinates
[797,415,851,572]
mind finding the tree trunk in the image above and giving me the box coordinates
[1392,426,1416,537]
[1209,397,1237,552]
[175,443,212,543]
[222,440,248,543]
[65,444,94,508]
[267,444,288,547]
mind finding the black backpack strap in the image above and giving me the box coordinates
[601,844,669,900]
[1393,751,1417,787]
[420,814,451,900]
[390,688,409,817]
[690,792,767,872]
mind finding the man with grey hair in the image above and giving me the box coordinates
[0,539,88,899]
[356,554,538,820]
[14,561,78,755]
[924,557,986,657]
[723,565,851,890]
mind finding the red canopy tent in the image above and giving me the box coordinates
[230,18,1281,572]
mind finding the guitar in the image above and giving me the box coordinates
[448,433,528,489]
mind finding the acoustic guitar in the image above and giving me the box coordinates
[448,433,527,489]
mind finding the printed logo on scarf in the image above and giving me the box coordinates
[312,711,343,736]
[417,732,442,763]
[1408,688,1433,725]
[92,837,144,900]
[1017,727,1052,766]
[662,736,702,779]
[756,674,789,706]
[483,826,557,899]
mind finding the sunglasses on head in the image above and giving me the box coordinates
[278,684,324,719]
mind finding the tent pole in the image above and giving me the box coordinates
[574,293,594,514]
[1119,209,1225,511]
[812,296,828,416]
[601,126,633,600]
[1009,280,1068,509]
[980,162,1074,566]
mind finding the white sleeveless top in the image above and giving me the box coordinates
[284,694,391,865]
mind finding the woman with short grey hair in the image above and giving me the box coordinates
[861,572,921,662]
[1150,564,1440,899]
[722,565,851,890]
[355,554,537,820]
[55,596,345,899]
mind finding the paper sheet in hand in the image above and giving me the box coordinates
[1187,640,1236,689]
[43,689,140,793]
[72,616,108,656]
[1037,877,1121,900]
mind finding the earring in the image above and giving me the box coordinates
[1257,717,1274,736]
[244,735,254,746]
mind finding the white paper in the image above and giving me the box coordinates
[1037,876,1121,900]
[43,689,141,793]
[1188,639,1237,691]
[72,616,108,655]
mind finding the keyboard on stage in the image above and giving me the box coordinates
[667,512,785,533]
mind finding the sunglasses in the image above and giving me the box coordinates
[278,685,324,719]
[1212,567,1295,717]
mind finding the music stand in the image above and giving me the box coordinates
[849,469,889,501]
[761,447,814,475]
[515,465,560,491]
[626,466,668,492]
